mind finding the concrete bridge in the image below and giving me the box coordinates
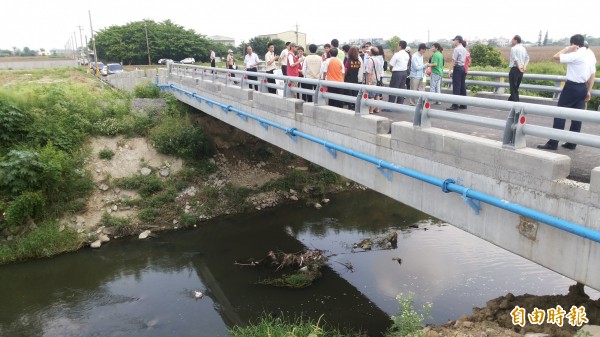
[106,66,600,291]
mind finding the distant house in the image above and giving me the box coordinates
[208,35,236,46]
[38,50,51,56]
[258,31,307,49]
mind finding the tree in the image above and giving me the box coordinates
[537,30,542,46]
[387,36,401,51]
[543,31,549,46]
[469,44,503,67]
[241,36,286,59]
[94,19,215,65]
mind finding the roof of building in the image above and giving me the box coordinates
[207,35,235,41]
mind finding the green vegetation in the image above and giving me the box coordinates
[0,222,83,264]
[229,314,353,337]
[97,213,133,237]
[470,44,503,67]
[386,293,432,337]
[149,114,214,159]
[94,19,230,64]
[238,36,286,58]
[133,83,160,98]
[98,149,115,160]
[230,294,432,337]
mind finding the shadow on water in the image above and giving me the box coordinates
[0,190,596,337]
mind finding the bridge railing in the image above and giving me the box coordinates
[168,64,600,150]
[380,70,600,99]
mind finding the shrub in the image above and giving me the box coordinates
[470,44,503,67]
[115,174,164,197]
[229,314,350,337]
[386,293,432,337]
[5,191,45,227]
[149,116,214,159]
[0,222,83,264]
[0,98,29,147]
[0,150,44,195]
[133,83,160,98]
[97,212,132,236]
[98,149,115,160]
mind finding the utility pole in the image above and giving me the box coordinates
[89,10,98,74]
[144,22,151,65]
[77,25,85,52]
[427,29,430,44]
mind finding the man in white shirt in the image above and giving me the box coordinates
[265,43,279,94]
[210,49,216,68]
[537,34,596,150]
[388,40,410,104]
[508,35,530,102]
[244,46,260,91]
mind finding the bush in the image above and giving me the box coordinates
[386,293,432,337]
[133,83,161,98]
[98,149,115,160]
[0,149,44,195]
[97,212,132,236]
[149,116,214,159]
[470,44,503,67]
[115,174,164,197]
[4,191,45,227]
[0,98,29,147]
[0,222,83,264]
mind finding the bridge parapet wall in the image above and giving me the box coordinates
[104,70,600,289]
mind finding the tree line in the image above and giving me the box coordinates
[92,19,230,64]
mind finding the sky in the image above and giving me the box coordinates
[1,0,599,51]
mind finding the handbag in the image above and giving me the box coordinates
[426,66,432,76]
[372,59,383,86]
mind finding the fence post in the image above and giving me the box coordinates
[314,84,326,106]
[414,96,431,128]
[356,89,369,115]
[553,80,564,100]
[260,77,267,93]
[502,107,526,149]
[495,77,505,95]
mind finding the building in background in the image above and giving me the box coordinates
[207,35,236,47]
[258,31,306,49]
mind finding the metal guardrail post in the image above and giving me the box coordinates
[211,70,216,82]
[415,97,432,128]
[314,84,326,106]
[502,107,527,149]
[357,90,369,115]
[553,80,563,100]
[283,79,291,98]
[240,75,246,89]
[260,78,267,93]
[495,77,505,95]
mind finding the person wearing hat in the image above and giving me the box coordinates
[226,49,235,70]
[407,43,429,105]
[447,35,468,110]
[265,43,279,94]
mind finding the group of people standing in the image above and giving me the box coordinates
[227,34,596,150]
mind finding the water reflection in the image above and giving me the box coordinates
[0,190,596,337]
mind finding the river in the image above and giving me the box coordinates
[0,190,595,337]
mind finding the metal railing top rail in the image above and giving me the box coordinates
[168,64,600,124]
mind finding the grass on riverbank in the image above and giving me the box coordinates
[229,314,355,337]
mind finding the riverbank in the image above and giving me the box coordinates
[1,68,597,337]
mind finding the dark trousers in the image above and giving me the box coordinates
[328,86,343,108]
[547,81,588,148]
[246,67,258,91]
[301,83,315,102]
[210,59,215,67]
[281,65,287,76]
[227,65,235,77]
[388,70,407,104]
[450,65,466,108]
[508,66,523,102]
[266,69,276,94]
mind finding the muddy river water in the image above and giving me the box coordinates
[1,190,596,337]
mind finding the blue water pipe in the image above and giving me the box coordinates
[159,84,600,244]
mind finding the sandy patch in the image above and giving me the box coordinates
[69,136,182,232]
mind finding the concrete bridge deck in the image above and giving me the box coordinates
[106,68,600,291]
